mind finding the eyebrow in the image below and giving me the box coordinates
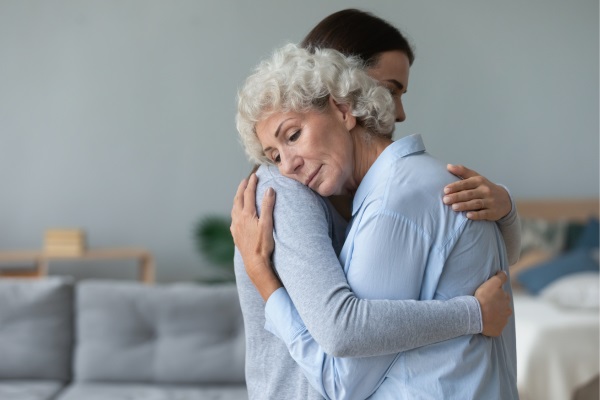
[262,118,293,155]
[385,79,405,91]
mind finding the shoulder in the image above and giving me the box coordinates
[368,138,460,210]
[374,151,467,236]
[376,151,457,211]
[256,165,325,204]
[256,165,314,192]
[255,165,344,251]
[255,165,331,222]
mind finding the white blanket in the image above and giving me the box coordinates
[514,289,599,400]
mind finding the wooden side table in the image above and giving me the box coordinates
[0,248,155,284]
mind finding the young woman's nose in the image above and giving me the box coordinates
[395,99,406,122]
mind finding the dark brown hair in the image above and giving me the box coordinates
[301,9,415,67]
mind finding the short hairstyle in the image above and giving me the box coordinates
[236,43,395,164]
[301,9,415,67]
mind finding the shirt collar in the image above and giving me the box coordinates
[351,134,426,216]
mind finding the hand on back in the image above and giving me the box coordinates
[443,164,512,221]
[475,271,512,337]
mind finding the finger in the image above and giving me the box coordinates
[447,164,480,180]
[260,187,276,228]
[233,178,248,210]
[479,270,507,291]
[444,177,479,195]
[443,191,481,206]
[493,270,508,287]
[449,199,486,213]
[465,210,492,221]
[243,174,258,214]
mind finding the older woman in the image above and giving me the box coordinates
[233,44,517,399]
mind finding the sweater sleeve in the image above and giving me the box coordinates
[495,185,522,265]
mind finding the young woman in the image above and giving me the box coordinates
[301,9,519,227]
[233,43,517,399]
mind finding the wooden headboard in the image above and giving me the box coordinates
[516,199,599,222]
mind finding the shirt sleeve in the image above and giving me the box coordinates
[261,177,481,399]
[495,185,522,265]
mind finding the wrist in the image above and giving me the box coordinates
[257,275,282,302]
[246,259,282,301]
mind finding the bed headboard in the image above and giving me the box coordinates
[516,199,599,222]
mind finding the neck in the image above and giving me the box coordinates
[347,126,392,194]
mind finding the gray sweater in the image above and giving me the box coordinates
[234,165,521,400]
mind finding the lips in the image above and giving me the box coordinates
[305,166,322,188]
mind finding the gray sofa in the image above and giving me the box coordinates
[0,277,247,400]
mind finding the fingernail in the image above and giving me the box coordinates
[452,204,459,210]
[443,187,451,194]
[443,195,450,203]
[466,212,474,219]
[266,187,274,196]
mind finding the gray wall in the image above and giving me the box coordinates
[1,0,597,282]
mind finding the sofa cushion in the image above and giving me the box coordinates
[0,277,73,380]
[55,382,247,400]
[0,380,66,400]
[74,281,245,385]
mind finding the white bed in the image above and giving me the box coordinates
[513,199,599,400]
[513,287,599,400]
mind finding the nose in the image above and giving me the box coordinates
[280,151,303,176]
[395,99,406,122]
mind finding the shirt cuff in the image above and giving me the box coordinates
[264,287,307,344]
[456,295,483,334]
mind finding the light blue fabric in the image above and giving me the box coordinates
[264,134,518,399]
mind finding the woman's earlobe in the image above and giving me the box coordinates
[344,113,357,130]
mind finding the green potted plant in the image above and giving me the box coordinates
[194,216,236,283]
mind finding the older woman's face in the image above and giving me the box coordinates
[256,98,357,197]
[367,50,410,122]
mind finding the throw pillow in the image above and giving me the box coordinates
[540,271,599,309]
[574,218,599,249]
[517,247,600,294]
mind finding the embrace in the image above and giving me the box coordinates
[231,9,519,400]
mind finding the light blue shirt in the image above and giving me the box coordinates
[264,134,518,399]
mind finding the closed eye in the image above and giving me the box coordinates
[289,130,300,142]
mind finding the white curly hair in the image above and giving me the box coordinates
[236,43,396,164]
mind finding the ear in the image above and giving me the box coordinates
[328,96,356,131]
